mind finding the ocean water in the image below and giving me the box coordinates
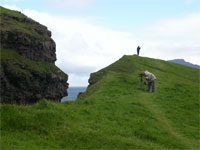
[61,87,87,102]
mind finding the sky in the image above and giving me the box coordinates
[1,0,200,86]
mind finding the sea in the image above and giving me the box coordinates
[61,87,87,102]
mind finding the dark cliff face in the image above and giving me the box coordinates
[0,10,56,63]
[1,30,56,63]
[0,6,68,104]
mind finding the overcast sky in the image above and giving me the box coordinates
[1,0,200,86]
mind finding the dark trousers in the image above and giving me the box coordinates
[137,50,140,56]
[147,80,155,92]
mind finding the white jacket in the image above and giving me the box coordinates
[144,71,156,81]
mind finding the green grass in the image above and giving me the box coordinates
[0,55,199,149]
[0,6,50,40]
[0,6,27,19]
[0,47,67,77]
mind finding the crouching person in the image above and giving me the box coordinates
[141,71,156,92]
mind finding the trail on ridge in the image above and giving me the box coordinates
[138,92,196,149]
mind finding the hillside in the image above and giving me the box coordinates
[0,6,68,104]
[1,55,199,149]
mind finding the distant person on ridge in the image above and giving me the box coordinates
[137,46,141,56]
[140,70,156,92]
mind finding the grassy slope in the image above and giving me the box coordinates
[0,55,199,149]
[0,6,50,40]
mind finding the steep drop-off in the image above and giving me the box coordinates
[0,6,68,104]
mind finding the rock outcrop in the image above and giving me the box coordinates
[1,30,56,63]
[0,6,68,104]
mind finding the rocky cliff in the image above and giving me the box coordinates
[0,6,68,104]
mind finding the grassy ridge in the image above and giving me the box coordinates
[0,55,199,149]
[0,6,27,19]
[0,6,50,40]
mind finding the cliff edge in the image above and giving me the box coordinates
[0,6,68,104]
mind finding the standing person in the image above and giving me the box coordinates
[137,46,141,56]
[141,70,156,92]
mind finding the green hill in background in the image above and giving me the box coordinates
[1,55,199,149]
